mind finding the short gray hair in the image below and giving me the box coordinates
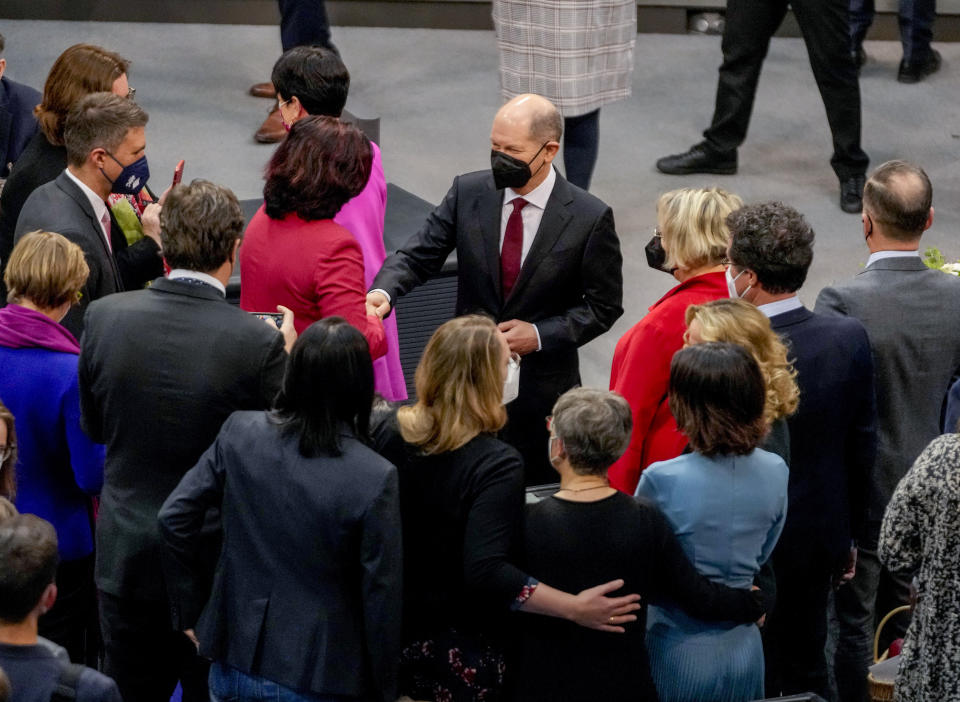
[551,388,632,476]
[529,102,563,143]
[64,92,148,167]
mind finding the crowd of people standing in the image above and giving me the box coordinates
[0,25,958,702]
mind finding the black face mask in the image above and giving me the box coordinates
[645,234,676,275]
[491,142,548,190]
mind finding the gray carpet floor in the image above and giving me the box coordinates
[3,20,959,386]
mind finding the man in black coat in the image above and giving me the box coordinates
[726,202,877,698]
[14,92,164,336]
[367,94,623,485]
[78,180,292,702]
[0,33,41,179]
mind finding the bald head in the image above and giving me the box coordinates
[863,160,932,241]
[495,94,563,144]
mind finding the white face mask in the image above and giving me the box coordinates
[502,354,520,404]
[726,267,752,300]
[548,435,562,466]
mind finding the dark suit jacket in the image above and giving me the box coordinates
[371,168,623,398]
[159,411,402,702]
[816,256,960,523]
[78,277,287,602]
[13,171,163,336]
[0,76,41,178]
[769,306,877,561]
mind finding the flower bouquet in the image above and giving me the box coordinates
[922,247,960,276]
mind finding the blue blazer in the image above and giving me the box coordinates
[0,76,40,178]
[769,306,876,560]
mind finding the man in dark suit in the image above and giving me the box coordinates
[726,201,877,698]
[654,0,870,213]
[815,160,960,702]
[0,32,41,179]
[367,94,623,485]
[78,180,292,702]
[14,92,164,337]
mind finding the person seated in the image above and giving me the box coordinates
[271,45,405,400]
[240,115,386,358]
[0,32,41,181]
[684,298,799,464]
[0,44,133,303]
[609,187,743,493]
[159,318,401,702]
[636,342,789,702]
[516,387,769,702]
[14,92,165,337]
[372,315,643,701]
[0,232,105,665]
[0,514,120,702]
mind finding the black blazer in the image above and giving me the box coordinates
[0,76,41,178]
[371,169,623,397]
[769,306,877,561]
[13,171,163,335]
[78,278,287,602]
[159,411,402,702]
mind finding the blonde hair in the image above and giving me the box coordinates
[4,231,89,309]
[658,187,744,271]
[685,299,799,424]
[397,315,507,454]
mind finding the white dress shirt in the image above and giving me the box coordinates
[500,165,557,266]
[64,168,111,250]
[865,249,920,268]
[168,269,226,295]
[757,295,804,319]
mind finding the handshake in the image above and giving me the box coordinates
[365,291,390,319]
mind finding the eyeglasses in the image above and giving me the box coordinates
[545,415,553,432]
[127,87,136,101]
[277,97,291,111]
[652,227,662,238]
[0,444,15,463]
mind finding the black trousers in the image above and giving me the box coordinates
[99,591,209,702]
[38,554,99,667]
[703,0,870,179]
[279,0,332,51]
[762,546,836,699]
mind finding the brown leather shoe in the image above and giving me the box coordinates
[254,106,286,144]
[249,82,277,99]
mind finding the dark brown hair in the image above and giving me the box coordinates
[35,44,129,145]
[0,515,59,622]
[0,401,15,500]
[863,160,932,240]
[160,180,245,272]
[263,115,372,221]
[63,92,148,168]
[669,342,767,457]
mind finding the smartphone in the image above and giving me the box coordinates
[172,159,185,187]
[251,312,284,329]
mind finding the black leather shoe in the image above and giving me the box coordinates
[840,175,866,213]
[898,49,941,83]
[656,143,737,175]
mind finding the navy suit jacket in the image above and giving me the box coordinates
[769,306,877,561]
[0,75,40,178]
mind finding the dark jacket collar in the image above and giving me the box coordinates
[861,256,929,273]
[149,276,226,301]
[768,304,814,329]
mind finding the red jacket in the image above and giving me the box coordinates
[239,206,387,359]
[608,271,728,493]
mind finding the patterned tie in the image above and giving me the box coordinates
[100,209,113,253]
[501,198,527,300]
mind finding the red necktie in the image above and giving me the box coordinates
[501,198,527,300]
[100,210,113,252]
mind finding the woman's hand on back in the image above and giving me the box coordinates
[569,579,641,633]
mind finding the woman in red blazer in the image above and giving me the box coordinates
[240,116,386,359]
[608,187,743,493]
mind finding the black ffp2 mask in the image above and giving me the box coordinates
[645,234,676,275]
[491,143,548,190]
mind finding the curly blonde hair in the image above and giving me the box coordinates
[685,299,799,424]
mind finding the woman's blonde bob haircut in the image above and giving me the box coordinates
[685,298,799,424]
[397,315,507,454]
[658,187,744,271]
[4,231,90,310]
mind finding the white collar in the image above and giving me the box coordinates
[64,167,109,227]
[866,249,920,268]
[757,295,803,319]
[504,165,556,210]
[168,269,226,295]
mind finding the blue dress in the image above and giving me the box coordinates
[636,450,788,702]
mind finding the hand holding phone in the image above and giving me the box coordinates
[172,159,185,187]
[251,312,284,329]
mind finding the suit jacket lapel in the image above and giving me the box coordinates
[478,186,504,301]
[506,175,573,304]
[56,173,123,286]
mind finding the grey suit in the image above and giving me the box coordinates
[815,254,960,702]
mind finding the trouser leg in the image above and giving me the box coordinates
[791,0,870,179]
[849,0,876,52]
[702,0,788,153]
[563,110,600,191]
[834,530,880,702]
[278,0,333,51]
[898,0,936,63]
